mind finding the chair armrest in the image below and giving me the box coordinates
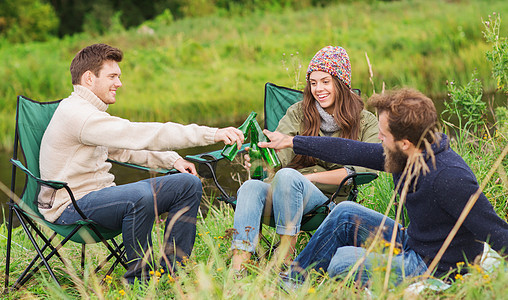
[330,171,379,204]
[185,143,250,164]
[184,143,250,201]
[107,159,179,175]
[11,159,92,220]
[10,159,67,190]
[352,172,379,185]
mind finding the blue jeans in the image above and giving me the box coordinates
[54,173,202,283]
[291,201,427,285]
[231,168,332,253]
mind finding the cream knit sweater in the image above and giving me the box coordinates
[39,85,218,222]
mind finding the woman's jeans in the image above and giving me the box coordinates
[54,173,202,283]
[231,168,331,253]
[290,201,428,285]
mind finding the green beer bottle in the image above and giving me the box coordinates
[248,126,264,180]
[221,111,257,161]
[250,119,281,168]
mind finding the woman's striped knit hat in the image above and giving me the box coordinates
[306,46,351,89]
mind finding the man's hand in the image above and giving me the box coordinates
[173,158,197,176]
[214,127,244,149]
[258,130,294,150]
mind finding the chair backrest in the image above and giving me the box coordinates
[263,83,303,131]
[13,95,120,243]
[14,96,61,217]
[263,82,361,131]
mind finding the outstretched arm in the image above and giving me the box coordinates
[259,130,385,171]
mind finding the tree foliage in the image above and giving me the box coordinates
[0,0,59,43]
[0,0,404,43]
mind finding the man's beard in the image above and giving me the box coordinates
[383,143,408,173]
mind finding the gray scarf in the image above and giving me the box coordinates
[315,101,340,135]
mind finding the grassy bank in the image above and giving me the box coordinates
[0,0,507,150]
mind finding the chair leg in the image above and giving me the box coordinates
[81,244,86,273]
[12,211,61,290]
[88,226,129,270]
[204,162,230,201]
[4,203,15,291]
[257,226,279,260]
[101,248,127,285]
[94,241,126,274]
[13,214,84,290]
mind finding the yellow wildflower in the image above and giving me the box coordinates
[119,289,126,296]
[308,287,316,294]
[455,274,464,281]
[473,264,483,273]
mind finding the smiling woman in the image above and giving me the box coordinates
[229,45,380,272]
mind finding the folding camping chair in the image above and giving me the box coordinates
[4,95,176,291]
[185,82,378,250]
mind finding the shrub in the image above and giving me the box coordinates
[0,0,59,43]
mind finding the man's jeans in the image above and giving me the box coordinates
[291,201,428,285]
[54,173,202,283]
[231,168,332,253]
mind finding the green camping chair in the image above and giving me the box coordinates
[185,82,378,249]
[4,95,176,291]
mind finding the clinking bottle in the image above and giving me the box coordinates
[250,119,281,169]
[221,111,257,161]
[248,126,264,179]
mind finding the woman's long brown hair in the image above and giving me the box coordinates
[288,76,364,169]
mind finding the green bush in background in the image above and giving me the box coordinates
[0,0,59,43]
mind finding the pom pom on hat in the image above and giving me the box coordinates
[306,46,351,89]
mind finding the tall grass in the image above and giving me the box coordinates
[1,94,506,298]
[1,132,507,299]
[0,0,507,150]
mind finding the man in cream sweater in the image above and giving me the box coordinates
[39,43,244,283]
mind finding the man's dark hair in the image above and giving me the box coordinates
[369,88,438,148]
[70,43,123,85]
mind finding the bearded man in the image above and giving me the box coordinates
[259,88,508,286]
